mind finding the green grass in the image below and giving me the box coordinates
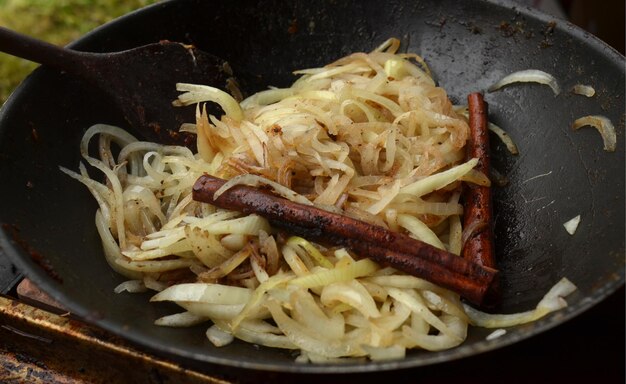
[0,0,161,103]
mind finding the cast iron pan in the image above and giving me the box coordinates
[0,0,623,373]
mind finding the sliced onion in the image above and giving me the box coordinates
[290,289,345,340]
[321,280,381,319]
[206,324,235,346]
[488,69,560,95]
[179,302,247,320]
[461,220,488,249]
[456,108,519,155]
[421,290,468,321]
[282,244,312,276]
[265,300,358,358]
[94,210,142,279]
[365,275,440,291]
[115,257,195,273]
[459,169,491,187]
[361,344,406,361]
[572,115,617,152]
[174,83,244,121]
[205,214,271,236]
[291,259,379,288]
[563,215,581,235]
[230,273,294,330]
[399,158,478,198]
[240,88,295,108]
[448,215,463,256]
[155,311,208,327]
[397,214,445,250]
[571,84,595,97]
[150,283,252,305]
[212,173,313,206]
[114,280,147,294]
[372,37,400,53]
[184,226,230,267]
[221,233,247,251]
[371,301,411,331]
[387,288,463,340]
[286,236,334,268]
[200,246,251,279]
[485,329,507,341]
[143,276,168,292]
[384,58,410,80]
[463,278,577,328]
[214,319,298,349]
[488,122,519,155]
[400,314,466,351]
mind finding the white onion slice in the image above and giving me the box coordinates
[291,259,379,288]
[361,345,406,360]
[155,311,208,327]
[206,324,235,346]
[214,319,298,350]
[488,122,519,155]
[563,215,581,235]
[485,329,507,341]
[150,283,252,305]
[212,173,313,206]
[488,69,560,95]
[397,214,445,250]
[114,280,147,294]
[571,84,595,97]
[572,115,617,152]
[174,83,244,121]
[463,278,577,328]
[455,107,519,155]
[399,158,478,198]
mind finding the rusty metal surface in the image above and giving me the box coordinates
[0,294,231,384]
[0,248,20,294]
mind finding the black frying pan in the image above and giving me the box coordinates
[0,0,623,374]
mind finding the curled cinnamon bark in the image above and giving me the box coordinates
[462,92,499,306]
[462,92,496,269]
[192,175,497,305]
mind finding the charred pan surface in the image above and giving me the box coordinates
[1,223,62,284]
[0,296,228,384]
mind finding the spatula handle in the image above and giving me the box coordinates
[0,26,92,74]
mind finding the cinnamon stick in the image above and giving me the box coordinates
[192,175,498,305]
[463,92,496,269]
[463,93,499,305]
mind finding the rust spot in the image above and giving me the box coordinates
[287,18,298,34]
[468,22,482,34]
[1,223,63,283]
[539,20,557,48]
[149,122,161,135]
[497,19,533,38]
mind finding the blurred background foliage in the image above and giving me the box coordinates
[0,0,160,103]
[0,0,622,105]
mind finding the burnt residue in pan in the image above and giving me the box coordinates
[1,223,62,283]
